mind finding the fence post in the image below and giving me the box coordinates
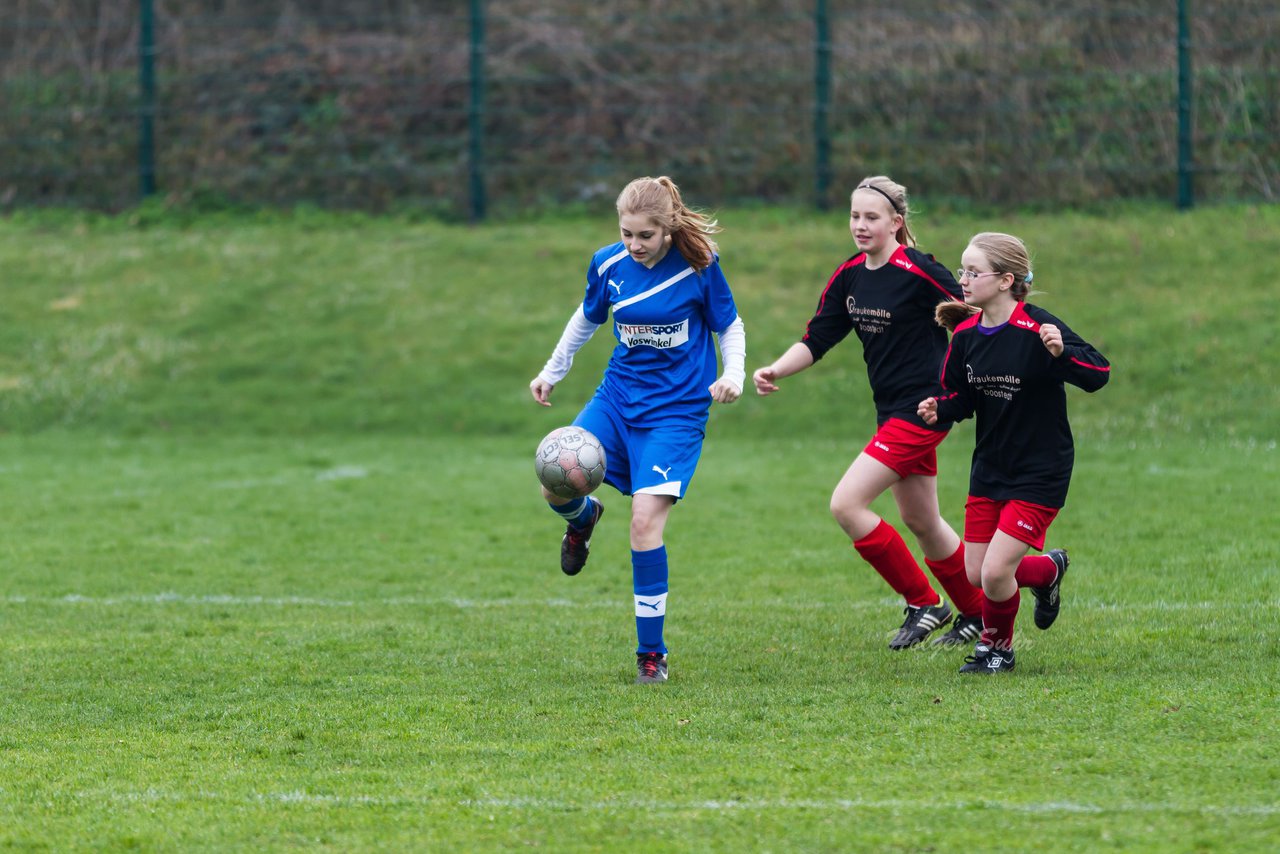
[469,0,487,221]
[138,0,157,198]
[1177,0,1194,209]
[813,0,831,210]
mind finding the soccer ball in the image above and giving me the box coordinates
[535,426,606,499]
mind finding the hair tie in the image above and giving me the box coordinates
[856,183,903,214]
[1024,271,1034,284]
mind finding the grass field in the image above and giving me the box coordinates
[0,206,1277,850]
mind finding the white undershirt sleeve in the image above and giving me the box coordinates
[715,315,746,392]
[537,304,602,386]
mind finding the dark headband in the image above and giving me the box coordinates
[856,183,902,214]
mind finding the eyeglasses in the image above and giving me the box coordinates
[956,269,1003,281]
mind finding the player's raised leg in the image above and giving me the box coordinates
[550,492,604,576]
[1024,548,1069,630]
[539,407,628,576]
[833,453,950,649]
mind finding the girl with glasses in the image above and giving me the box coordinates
[752,176,984,651]
[919,232,1110,673]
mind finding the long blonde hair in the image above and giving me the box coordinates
[616,176,720,272]
[853,175,914,247]
[935,232,1037,331]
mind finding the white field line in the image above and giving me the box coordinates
[457,796,1280,817]
[96,789,1280,817]
[1,594,1275,612]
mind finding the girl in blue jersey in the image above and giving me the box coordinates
[919,232,1110,673]
[752,176,985,651]
[530,176,746,684]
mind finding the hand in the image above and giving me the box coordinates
[752,365,781,396]
[709,377,742,404]
[917,397,939,425]
[1040,323,1064,358]
[530,377,554,407]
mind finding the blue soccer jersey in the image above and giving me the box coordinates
[582,242,739,427]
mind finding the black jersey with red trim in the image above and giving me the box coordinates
[934,302,1110,507]
[801,245,962,429]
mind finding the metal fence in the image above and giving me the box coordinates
[2,1,1276,217]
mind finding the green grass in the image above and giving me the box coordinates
[0,208,1277,850]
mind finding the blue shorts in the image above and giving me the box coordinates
[574,396,705,500]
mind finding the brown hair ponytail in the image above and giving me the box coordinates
[616,176,721,272]
[935,301,980,331]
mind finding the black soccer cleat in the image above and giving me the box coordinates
[959,643,1016,674]
[889,601,953,650]
[932,612,984,646]
[635,652,669,684]
[560,497,604,576]
[1032,548,1070,630]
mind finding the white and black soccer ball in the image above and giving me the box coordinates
[535,426,606,499]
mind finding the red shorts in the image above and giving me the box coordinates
[964,496,1059,551]
[862,418,948,478]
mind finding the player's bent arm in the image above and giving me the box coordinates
[1047,325,1111,393]
[752,342,815,395]
[530,304,601,406]
[711,315,746,403]
[536,305,601,385]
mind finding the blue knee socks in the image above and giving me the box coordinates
[549,496,595,529]
[633,545,668,655]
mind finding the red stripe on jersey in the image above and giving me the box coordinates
[938,343,957,389]
[1070,357,1111,372]
[938,311,983,389]
[804,253,865,340]
[890,245,962,302]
